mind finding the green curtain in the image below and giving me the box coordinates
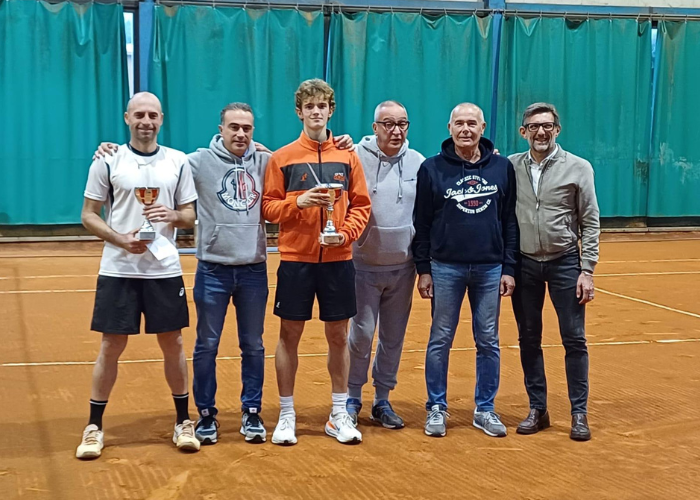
[0,0,129,225]
[496,17,653,218]
[150,6,324,153]
[649,21,700,217]
[328,12,494,158]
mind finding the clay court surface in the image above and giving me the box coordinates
[1,234,699,499]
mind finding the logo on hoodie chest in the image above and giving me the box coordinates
[218,167,260,211]
[445,175,498,214]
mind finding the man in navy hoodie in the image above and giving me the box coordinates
[412,103,518,438]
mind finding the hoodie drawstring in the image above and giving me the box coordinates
[397,157,404,202]
[374,156,381,194]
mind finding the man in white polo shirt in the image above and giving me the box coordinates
[76,92,199,459]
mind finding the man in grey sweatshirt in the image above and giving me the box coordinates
[508,102,600,442]
[186,103,271,445]
[346,101,425,429]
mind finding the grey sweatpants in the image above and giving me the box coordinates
[347,266,416,401]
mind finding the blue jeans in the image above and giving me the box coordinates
[425,261,502,412]
[193,260,268,415]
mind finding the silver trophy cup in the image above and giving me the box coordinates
[133,187,160,241]
[318,183,344,245]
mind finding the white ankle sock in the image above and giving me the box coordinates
[279,396,295,419]
[332,392,348,415]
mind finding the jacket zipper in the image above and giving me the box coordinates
[530,158,553,256]
[318,144,324,263]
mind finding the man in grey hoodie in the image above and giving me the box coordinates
[508,102,600,442]
[187,102,270,445]
[346,101,425,429]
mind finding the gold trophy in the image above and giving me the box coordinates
[318,183,344,245]
[134,187,160,241]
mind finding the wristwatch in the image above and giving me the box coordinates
[582,270,593,277]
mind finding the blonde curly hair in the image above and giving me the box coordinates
[294,79,336,113]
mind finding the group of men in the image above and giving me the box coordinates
[75,78,600,460]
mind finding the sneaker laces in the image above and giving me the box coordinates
[335,412,355,429]
[277,416,294,431]
[180,420,196,438]
[483,412,502,425]
[246,412,264,428]
[198,416,219,430]
[83,428,101,445]
[427,408,450,426]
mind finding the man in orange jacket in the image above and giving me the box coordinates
[263,79,371,445]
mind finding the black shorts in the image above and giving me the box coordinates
[91,276,190,334]
[274,261,356,322]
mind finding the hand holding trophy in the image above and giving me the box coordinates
[133,187,161,241]
[318,183,344,246]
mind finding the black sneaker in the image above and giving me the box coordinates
[370,400,405,429]
[240,410,267,443]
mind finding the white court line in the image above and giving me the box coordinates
[2,338,699,368]
[599,258,700,264]
[595,271,700,277]
[0,273,197,281]
[2,258,700,281]
[0,284,277,295]
[596,287,700,319]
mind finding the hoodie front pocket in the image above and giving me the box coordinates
[205,224,265,265]
[357,225,414,266]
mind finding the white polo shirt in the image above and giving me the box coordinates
[84,145,198,278]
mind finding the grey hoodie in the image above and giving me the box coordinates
[187,135,270,265]
[353,135,425,272]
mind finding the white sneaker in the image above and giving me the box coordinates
[76,424,104,459]
[325,412,362,444]
[173,420,200,452]
[271,415,297,446]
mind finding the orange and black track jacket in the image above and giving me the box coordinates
[262,131,371,263]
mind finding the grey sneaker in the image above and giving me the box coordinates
[240,410,267,443]
[424,405,449,437]
[473,410,507,437]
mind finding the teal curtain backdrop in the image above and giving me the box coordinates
[649,21,700,217]
[496,16,653,218]
[0,0,129,225]
[328,12,495,158]
[149,5,325,153]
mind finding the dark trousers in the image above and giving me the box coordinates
[512,253,589,415]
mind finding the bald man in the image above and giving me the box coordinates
[412,103,518,438]
[76,92,200,459]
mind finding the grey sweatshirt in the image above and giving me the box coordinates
[509,146,600,273]
[353,135,425,272]
[187,135,270,265]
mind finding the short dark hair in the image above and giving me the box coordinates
[220,102,254,124]
[522,102,560,127]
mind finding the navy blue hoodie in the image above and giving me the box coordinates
[412,137,518,276]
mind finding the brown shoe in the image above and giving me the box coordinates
[516,409,551,435]
[570,414,591,441]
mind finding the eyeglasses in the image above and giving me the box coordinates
[524,122,556,133]
[376,120,410,132]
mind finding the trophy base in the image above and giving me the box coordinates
[137,230,157,241]
[319,232,343,245]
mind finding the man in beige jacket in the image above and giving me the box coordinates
[509,102,600,442]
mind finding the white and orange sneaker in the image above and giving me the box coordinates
[325,412,362,444]
[76,424,104,460]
